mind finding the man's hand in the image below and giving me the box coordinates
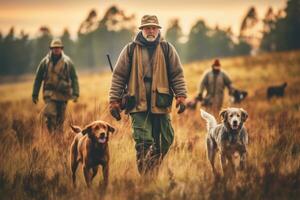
[195,93,203,101]
[72,96,79,103]
[109,101,121,121]
[176,96,186,114]
[32,96,38,104]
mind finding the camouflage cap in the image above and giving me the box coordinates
[139,15,162,29]
[50,38,63,48]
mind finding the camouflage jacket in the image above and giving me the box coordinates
[32,52,79,101]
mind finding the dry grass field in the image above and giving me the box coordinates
[0,51,299,200]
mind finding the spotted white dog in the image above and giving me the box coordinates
[200,108,248,176]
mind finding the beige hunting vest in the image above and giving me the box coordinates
[128,44,172,114]
[43,54,72,101]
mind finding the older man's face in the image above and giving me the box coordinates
[142,26,160,42]
[51,47,63,56]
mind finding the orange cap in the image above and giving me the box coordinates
[213,59,220,67]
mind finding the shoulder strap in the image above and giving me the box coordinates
[128,42,136,72]
[160,41,170,79]
[160,41,173,94]
[160,41,170,65]
[126,42,136,85]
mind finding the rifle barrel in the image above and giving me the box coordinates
[106,54,114,72]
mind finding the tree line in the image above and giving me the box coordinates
[0,0,299,75]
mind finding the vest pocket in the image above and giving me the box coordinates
[57,79,71,95]
[156,87,173,108]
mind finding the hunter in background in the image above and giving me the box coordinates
[197,59,233,114]
[32,38,79,133]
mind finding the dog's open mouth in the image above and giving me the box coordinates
[232,124,239,130]
[98,138,106,143]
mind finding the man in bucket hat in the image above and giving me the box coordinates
[32,38,79,134]
[196,59,233,114]
[109,15,187,175]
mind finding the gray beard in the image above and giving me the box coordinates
[145,37,156,42]
[142,32,158,42]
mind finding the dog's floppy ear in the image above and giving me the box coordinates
[82,125,92,136]
[70,125,82,133]
[240,108,248,122]
[106,123,115,134]
[219,108,228,122]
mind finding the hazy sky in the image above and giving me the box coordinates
[0,0,286,39]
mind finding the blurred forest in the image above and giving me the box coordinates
[0,0,299,75]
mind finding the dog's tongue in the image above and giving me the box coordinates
[232,125,239,130]
[98,138,106,143]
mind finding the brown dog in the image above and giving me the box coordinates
[70,120,115,188]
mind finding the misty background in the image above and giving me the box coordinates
[0,0,299,76]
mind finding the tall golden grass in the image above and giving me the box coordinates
[0,51,299,200]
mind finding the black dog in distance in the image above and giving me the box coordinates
[267,82,287,99]
[231,89,248,104]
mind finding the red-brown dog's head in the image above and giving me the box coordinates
[71,121,115,143]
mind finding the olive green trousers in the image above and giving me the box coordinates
[130,112,174,174]
[43,99,67,133]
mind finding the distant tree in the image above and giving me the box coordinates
[76,6,134,68]
[240,6,259,37]
[99,5,135,31]
[260,0,300,51]
[0,27,15,74]
[165,19,185,60]
[165,19,183,48]
[185,20,211,61]
[263,7,277,33]
[76,10,98,68]
[210,26,234,57]
[233,38,252,56]
[78,9,98,35]
[61,28,75,58]
[15,30,31,74]
[260,7,278,51]
[239,6,261,50]
[0,31,2,64]
[31,26,52,71]
[282,0,300,50]
[0,28,32,75]
[96,5,135,67]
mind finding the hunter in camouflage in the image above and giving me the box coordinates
[32,38,79,133]
[197,59,233,114]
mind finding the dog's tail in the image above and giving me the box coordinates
[70,124,82,133]
[200,109,217,131]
